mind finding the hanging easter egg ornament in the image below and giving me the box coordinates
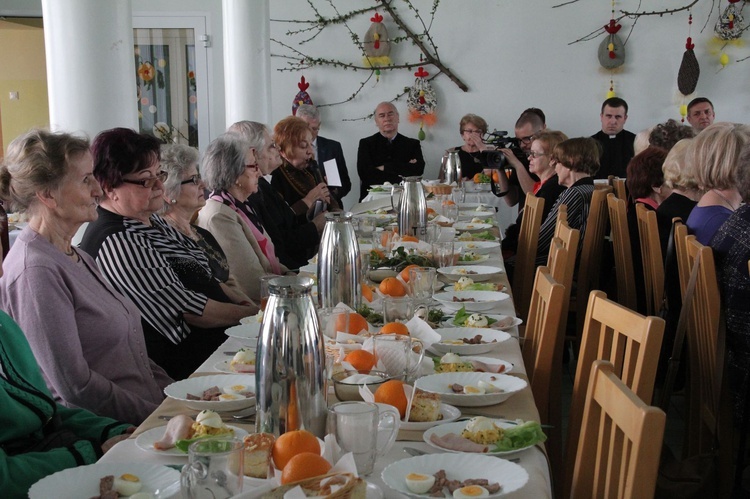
[677,13,700,122]
[363,12,391,81]
[407,67,437,141]
[715,0,744,41]
[291,76,313,116]
[598,19,625,69]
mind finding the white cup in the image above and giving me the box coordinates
[327,402,398,476]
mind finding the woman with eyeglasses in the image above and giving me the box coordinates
[449,114,492,180]
[197,133,288,302]
[80,128,255,380]
[159,144,253,304]
[0,129,172,424]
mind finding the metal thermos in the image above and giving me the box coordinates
[441,151,463,186]
[397,176,427,237]
[317,212,361,309]
[255,276,327,437]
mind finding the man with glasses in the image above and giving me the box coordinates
[591,97,635,179]
[356,102,425,201]
[296,104,352,208]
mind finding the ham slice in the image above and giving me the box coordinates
[153,414,194,450]
[429,432,488,453]
[470,360,506,373]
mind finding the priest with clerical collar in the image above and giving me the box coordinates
[591,97,635,179]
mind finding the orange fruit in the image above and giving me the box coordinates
[492,170,500,183]
[361,282,374,302]
[473,173,482,183]
[344,349,377,371]
[335,312,368,334]
[401,235,419,243]
[426,207,437,215]
[280,452,332,484]
[370,248,385,260]
[380,322,409,336]
[374,379,408,418]
[399,264,420,282]
[379,277,406,297]
[441,199,456,206]
[272,430,321,470]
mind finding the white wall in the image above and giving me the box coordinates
[2,0,749,209]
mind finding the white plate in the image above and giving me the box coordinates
[368,184,391,192]
[441,314,522,331]
[213,359,256,374]
[458,203,494,211]
[458,209,494,218]
[444,282,506,293]
[431,356,513,375]
[29,462,181,499]
[381,453,528,498]
[437,265,504,282]
[453,221,493,231]
[433,290,510,312]
[432,328,511,355]
[164,374,256,412]
[415,372,527,407]
[135,425,249,456]
[455,240,501,254]
[423,419,537,456]
[235,480,383,499]
[455,253,490,265]
[401,403,461,431]
[299,263,317,274]
[225,323,261,342]
[359,212,396,222]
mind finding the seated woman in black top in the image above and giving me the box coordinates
[448,114,492,180]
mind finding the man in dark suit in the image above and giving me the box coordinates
[296,104,352,208]
[591,97,635,179]
[357,102,425,201]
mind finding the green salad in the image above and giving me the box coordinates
[451,306,498,327]
[491,420,547,452]
[369,186,387,192]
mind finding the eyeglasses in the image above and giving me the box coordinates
[245,163,259,171]
[461,129,484,135]
[527,151,547,158]
[180,173,202,185]
[121,170,168,188]
[517,135,535,145]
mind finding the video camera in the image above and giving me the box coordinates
[479,130,526,169]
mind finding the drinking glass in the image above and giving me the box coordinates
[327,402,398,476]
[432,240,455,268]
[443,204,459,224]
[181,437,244,498]
[409,266,437,304]
[452,186,466,204]
[371,334,425,381]
[424,222,440,244]
[382,296,414,323]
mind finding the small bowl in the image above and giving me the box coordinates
[332,370,392,401]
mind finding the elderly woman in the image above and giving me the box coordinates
[197,133,288,301]
[450,113,492,180]
[0,129,171,424]
[160,144,253,304]
[685,122,750,245]
[80,128,254,380]
[502,130,568,256]
[272,116,339,217]
[657,138,701,251]
[534,137,598,266]
[230,121,324,269]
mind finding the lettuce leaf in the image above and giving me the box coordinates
[491,421,547,452]
[451,307,497,326]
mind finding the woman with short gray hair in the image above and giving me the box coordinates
[197,134,287,301]
[160,144,251,304]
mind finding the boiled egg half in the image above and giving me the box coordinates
[404,472,436,494]
[453,484,490,497]
[113,473,143,496]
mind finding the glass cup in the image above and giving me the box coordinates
[409,267,437,304]
[382,296,414,324]
[432,240,455,268]
[371,333,425,381]
[452,186,466,204]
[180,437,244,499]
[259,274,276,312]
[327,402,399,476]
[372,230,395,255]
[424,222,440,244]
[443,204,459,224]
[359,217,375,237]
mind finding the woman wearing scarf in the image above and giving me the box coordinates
[197,133,287,301]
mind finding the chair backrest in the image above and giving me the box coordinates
[574,187,612,340]
[680,235,723,456]
[556,203,568,229]
[570,360,666,499]
[672,219,690,297]
[564,290,665,496]
[635,203,665,316]
[513,192,545,319]
[607,193,637,310]
[609,176,627,201]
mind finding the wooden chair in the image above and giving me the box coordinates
[607,193,637,310]
[635,203,664,316]
[520,265,566,498]
[513,192,545,319]
[608,175,627,201]
[570,360,666,499]
[572,186,612,345]
[564,290,665,498]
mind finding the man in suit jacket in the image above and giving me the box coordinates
[296,104,352,207]
[357,102,425,201]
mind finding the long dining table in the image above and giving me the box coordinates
[98,208,552,498]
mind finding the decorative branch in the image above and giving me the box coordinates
[271,0,468,110]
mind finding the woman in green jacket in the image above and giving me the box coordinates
[0,299,133,497]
